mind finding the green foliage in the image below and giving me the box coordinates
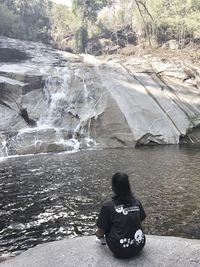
[0,0,200,51]
[72,0,108,51]
[190,115,199,123]
[0,0,52,41]
[14,0,52,41]
[186,115,200,134]
[98,1,134,31]
[142,0,200,42]
[0,3,20,37]
[75,26,88,53]
[50,4,77,44]
[186,127,193,134]
[72,0,108,22]
[97,0,200,45]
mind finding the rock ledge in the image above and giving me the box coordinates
[0,235,200,267]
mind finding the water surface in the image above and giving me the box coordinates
[0,145,200,257]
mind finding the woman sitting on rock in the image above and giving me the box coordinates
[96,172,146,259]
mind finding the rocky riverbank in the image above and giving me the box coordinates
[0,235,200,267]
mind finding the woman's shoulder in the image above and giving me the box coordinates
[102,199,114,207]
[101,198,144,207]
[134,199,145,209]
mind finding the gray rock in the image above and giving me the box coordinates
[0,235,200,267]
[4,128,76,155]
[0,37,200,156]
[86,38,102,56]
[0,48,29,62]
[162,40,180,50]
[180,126,200,144]
[0,71,44,92]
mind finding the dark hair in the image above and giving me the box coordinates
[112,172,134,205]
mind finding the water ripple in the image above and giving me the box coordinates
[0,146,200,257]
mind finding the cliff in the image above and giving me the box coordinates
[0,37,200,156]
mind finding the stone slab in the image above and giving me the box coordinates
[0,235,200,267]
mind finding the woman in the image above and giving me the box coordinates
[96,172,146,259]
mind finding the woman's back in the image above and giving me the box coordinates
[96,172,146,259]
[97,198,146,258]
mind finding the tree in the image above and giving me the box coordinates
[50,3,77,48]
[1,0,199,50]
[0,3,20,36]
[72,0,108,52]
[12,0,51,40]
[72,0,108,22]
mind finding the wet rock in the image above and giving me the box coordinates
[0,76,26,101]
[19,108,37,127]
[61,130,74,140]
[4,128,76,156]
[0,48,29,62]
[0,71,43,92]
[0,37,200,156]
[180,126,200,144]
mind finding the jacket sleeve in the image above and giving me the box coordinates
[96,204,111,234]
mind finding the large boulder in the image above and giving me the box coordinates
[0,235,200,267]
[86,38,102,56]
[162,39,180,50]
[0,74,46,132]
[3,128,78,155]
[0,37,200,156]
[110,26,137,47]
[0,71,43,92]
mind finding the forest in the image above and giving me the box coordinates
[0,0,200,54]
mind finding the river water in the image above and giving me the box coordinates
[0,145,200,257]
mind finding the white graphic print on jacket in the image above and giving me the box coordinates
[119,229,144,248]
[115,205,144,248]
[115,205,140,215]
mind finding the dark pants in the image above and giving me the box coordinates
[107,236,146,259]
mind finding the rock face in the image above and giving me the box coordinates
[0,48,29,62]
[0,235,200,267]
[0,37,200,156]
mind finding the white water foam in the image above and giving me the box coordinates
[38,67,71,127]
[0,62,101,158]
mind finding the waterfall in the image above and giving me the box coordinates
[37,66,98,150]
[1,140,8,157]
[0,63,103,158]
[38,67,71,128]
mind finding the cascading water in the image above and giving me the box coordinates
[1,141,8,157]
[36,67,80,151]
[37,65,99,151]
[0,62,104,158]
[38,67,71,128]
